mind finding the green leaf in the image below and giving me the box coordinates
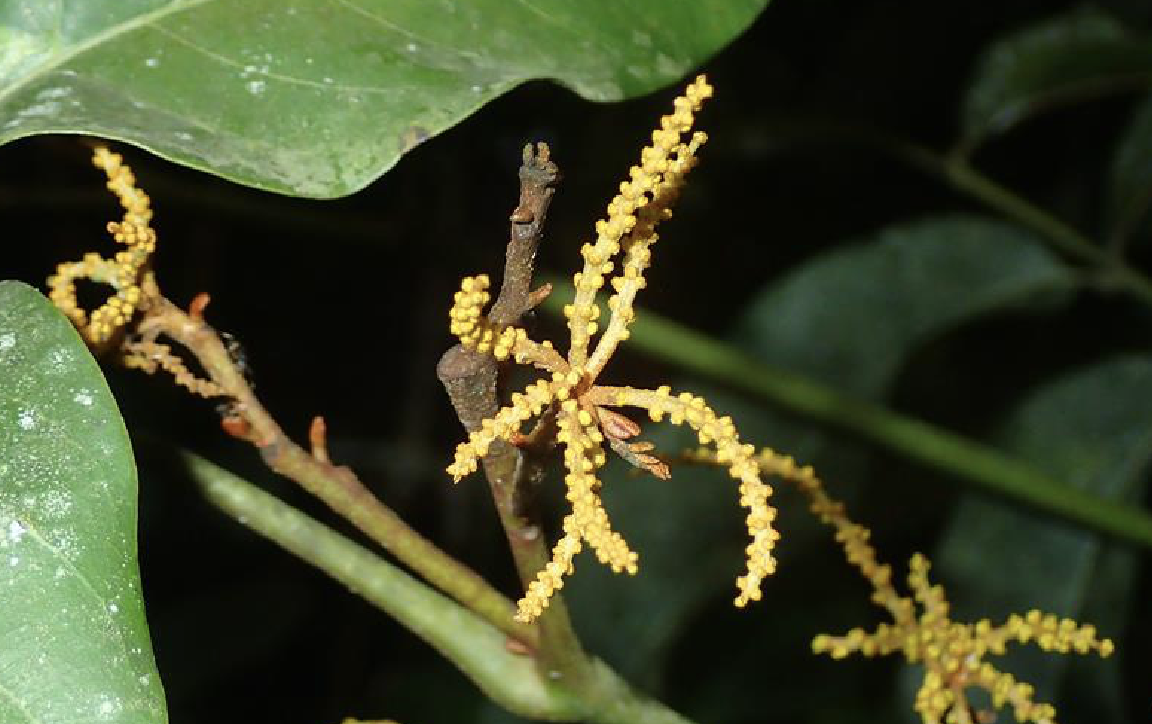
[0,281,166,724]
[924,356,1152,721]
[960,7,1152,150]
[736,214,1072,395]
[566,215,1074,690]
[0,0,767,198]
[1107,91,1152,244]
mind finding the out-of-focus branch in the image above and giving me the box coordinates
[134,287,535,649]
[184,452,574,720]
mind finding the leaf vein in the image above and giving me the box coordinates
[0,0,215,109]
[15,516,136,665]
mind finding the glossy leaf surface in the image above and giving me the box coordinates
[960,7,1152,149]
[0,0,766,197]
[0,281,165,724]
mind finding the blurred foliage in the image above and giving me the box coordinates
[3,1,1152,723]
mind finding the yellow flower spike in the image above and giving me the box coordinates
[585,133,708,381]
[566,75,712,369]
[47,146,157,345]
[121,338,225,398]
[516,515,584,622]
[446,378,562,481]
[684,445,1115,724]
[587,386,779,607]
[555,409,638,577]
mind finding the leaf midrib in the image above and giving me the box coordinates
[2,0,555,109]
[0,680,39,724]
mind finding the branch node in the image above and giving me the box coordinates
[505,637,533,656]
[310,415,332,464]
[526,283,553,310]
[219,409,253,440]
[189,292,211,321]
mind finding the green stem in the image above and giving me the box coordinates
[139,296,533,647]
[540,286,1152,550]
[184,451,578,721]
[852,125,1152,306]
[761,119,1152,308]
[185,451,696,724]
[931,155,1152,306]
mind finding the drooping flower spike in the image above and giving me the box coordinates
[688,446,1114,724]
[48,147,157,345]
[48,146,224,399]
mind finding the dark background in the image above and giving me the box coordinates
[3,1,1151,722]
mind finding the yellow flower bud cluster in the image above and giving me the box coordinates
[566,75,713,370]
[758,448,907,617]
[47,146,156,344]
[587,129,709,377]
[448,274,525,360]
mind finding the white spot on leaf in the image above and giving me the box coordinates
[7,519,25,543]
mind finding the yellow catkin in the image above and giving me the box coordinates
[557,407,639,573]
[47,146,157,344]
[689,446,1114,724]
[586,131,708,378]
[447,378,559,480]
[121,340,224,398]
[516,514,584,622]
[607,388,779,606]
[566,75,712,368]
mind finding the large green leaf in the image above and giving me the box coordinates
[921,356,1152,723]
[960,7,1152,151]
[0,281,165,724]
[565,215,1075,693]
[0,0,766,198]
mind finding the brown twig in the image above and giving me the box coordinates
[437,142,590,680]
[135,293,536,649]
[489,143,560,326]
